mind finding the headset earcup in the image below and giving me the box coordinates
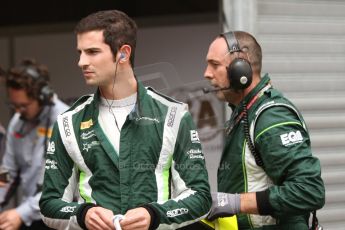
[39,85,54,105]
[227,58,253,90]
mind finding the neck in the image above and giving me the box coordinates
[226,73,261,106]
[100,68,137,100]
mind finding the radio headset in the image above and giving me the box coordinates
[220,31,253,90]
[222,31,264,167]
[20,64,54,106]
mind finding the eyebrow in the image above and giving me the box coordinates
[77,47,102,53]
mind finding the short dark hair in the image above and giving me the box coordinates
[6,58,50,101]
[75,10,137,66]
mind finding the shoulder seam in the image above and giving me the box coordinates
[146,87,183,105]
[252,102,306,142]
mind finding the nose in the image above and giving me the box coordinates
[78,52,88,69]
[204,64,213,80]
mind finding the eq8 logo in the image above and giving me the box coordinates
[280,130,303,146]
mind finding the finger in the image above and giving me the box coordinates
[121,222,143,230]
[207,215,216,221]
[0,181,7,187]
[120,214,139,227]
[0,221,11,230]
[207,211,219,221]
[98,213,115,228]
[208,212,233,221]
[87,215,113,230]
[121,217,149,230]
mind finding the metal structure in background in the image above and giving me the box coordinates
[221,0,345,229]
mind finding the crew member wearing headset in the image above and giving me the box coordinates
[39,10,211,230]
[204,31,325,229]
[0,59,68,230]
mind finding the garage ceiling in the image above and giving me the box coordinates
[1,0,218,27]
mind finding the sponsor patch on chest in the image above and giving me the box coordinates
[190,130,200,143]
[47,141,55,154]
[82,141,100,152]
[80,119,93,130]
[186,148,204,159]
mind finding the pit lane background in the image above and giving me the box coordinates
[1,1,345,228]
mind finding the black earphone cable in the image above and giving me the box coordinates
[101,54,122,133]
[242,102,264,168]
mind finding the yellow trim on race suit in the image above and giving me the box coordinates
[201,216,238,230]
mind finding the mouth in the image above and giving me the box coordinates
[83,71,94,78]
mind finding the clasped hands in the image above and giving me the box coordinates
[85,206,151,230]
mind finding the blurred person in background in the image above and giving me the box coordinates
[0,59,68,230]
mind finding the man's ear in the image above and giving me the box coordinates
[118,45,131,63]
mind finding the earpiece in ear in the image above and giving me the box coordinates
[120,52,126,60]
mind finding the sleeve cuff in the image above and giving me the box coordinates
[16,204,33,226]
[141,204,160,230]
[256,190,274,215]
[76,203,97,230]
